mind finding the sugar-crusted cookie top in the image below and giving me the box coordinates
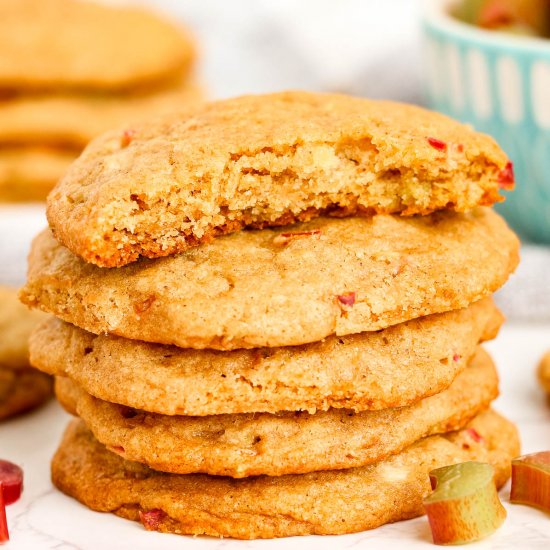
[46,91,514,267]
[0,0,195,92]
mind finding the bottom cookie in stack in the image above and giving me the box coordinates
[47,346,519,539]
[53,409,517,539]
[0,286,51,420]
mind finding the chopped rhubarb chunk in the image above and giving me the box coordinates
[337,292,356,306]
[510,451,550,512]
[0,489,7,543]
[139,509,167,531]
[453,353,461,363]
[0,460,23,543]
[424,462,506,545]
[427,137,447,151]
[479,2,513,28]
[0,461,23,505]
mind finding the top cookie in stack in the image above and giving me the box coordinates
[46,91,513,267]
[23,91,520,540]
[0,0,198,201]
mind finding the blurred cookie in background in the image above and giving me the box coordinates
[0,286,51,420]
[538,351,550,398]
[0,148,75,202]
[0,0,200,202]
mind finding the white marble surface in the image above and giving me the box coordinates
[0,324,549,549]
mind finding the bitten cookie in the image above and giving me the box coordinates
[30,299,502,415]
[0,0,195,92]
[22,210,518,350]
[51,410,519,539]
[45,91,514,267]
[55,347,499,477]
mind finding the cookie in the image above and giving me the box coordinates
[0,147,75,202]
[30,299,502,415]
[538,351,550,395]
[0,79,203,149]
[45,91,514,267]
[0,0,195,93]
[51,410,519,539]
[0,287,51,418]
[0,366,52,420]
[55,347,499,477]
[0,286,46,369]
[22,211,518,350]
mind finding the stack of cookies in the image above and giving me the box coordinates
[0,0,198,202]
[0,287,50,420]
[22,92,521,539]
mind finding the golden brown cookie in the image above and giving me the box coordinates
[51,410,519,539]
[0,147,75,202]
[0,366,52,420]
[0,286,46,369]
[0,80,203,149]
[0,287,51,418]
[55,347,499,477]
[45,91,513,267]
[22,210,518,350]
[538,351,550,395]
[31,299,502,415]
[0,0,195,93]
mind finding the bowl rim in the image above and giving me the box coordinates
[423,0,550,52]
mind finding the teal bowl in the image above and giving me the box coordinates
[423,0,550,242]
